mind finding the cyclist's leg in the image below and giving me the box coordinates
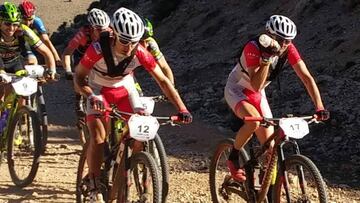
[85,86,108,203]
[224,85,265,181]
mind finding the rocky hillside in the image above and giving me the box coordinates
[52,0,360,187]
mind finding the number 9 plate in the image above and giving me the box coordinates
[128,114,160,141]
[279,118,309,139]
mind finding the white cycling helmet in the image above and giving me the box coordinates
[266,15,297,40]
[112,7,144,42]
[87,8,110,29]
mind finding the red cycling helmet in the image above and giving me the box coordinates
[18,0,36,19]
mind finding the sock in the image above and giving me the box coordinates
[228,147,240,169]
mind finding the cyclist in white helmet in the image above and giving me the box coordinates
[224,15,330,182]
[62,8,111,145]
[74,7,192,202]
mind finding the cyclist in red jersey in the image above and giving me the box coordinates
[224,15,330,182]
[74,7,192,202]
[62,8,111,138]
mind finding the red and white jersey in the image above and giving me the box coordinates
[224,40,302,117]
[80,42,156,88]
[228,41,302,91]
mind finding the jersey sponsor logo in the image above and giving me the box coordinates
[93,42,102,54]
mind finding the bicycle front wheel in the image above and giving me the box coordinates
[209,138,249,203]
[118,151,161,203]
[31,87,48,152]
[7,106,42,187]
[273,154,328,203]
[149,134,169,203]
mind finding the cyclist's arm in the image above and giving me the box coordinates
[74,63,92,97]
[149,65,187,111]
[157,56,175,85]
[35,43,56,73]
[62,46,76,72]
[40,33,61,64]
[292,60,325,110]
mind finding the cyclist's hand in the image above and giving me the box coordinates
[0,73,11,84]
[55,60,63,67]
[259,34,281,62]
[65,71,74,80]
[177,110,193,124]
[89,94,105,112]
[315,109,330,121]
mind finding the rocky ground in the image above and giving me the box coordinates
[0,0,359,202]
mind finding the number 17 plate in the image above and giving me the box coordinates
[279,118,309,139]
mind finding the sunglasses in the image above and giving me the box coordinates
[118,38,138,46]
[23,17,34,21]
[3,21,20,27]
[275,35,291,45]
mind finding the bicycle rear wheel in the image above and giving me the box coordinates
[148,134,169,203]
[7,106,42,187]
[118,151,161,203]
[209,138,250,203]
[273,154,328,203]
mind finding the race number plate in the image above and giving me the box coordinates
[128,115,159,142]
[24,65,44,77]
[11,77,38,96]
[140,97,155,114]
[279,118,309,139]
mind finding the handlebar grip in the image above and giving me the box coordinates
[243,116,263,121]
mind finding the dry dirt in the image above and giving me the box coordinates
[0,0,359,202]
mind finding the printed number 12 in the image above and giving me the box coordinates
[138,125,149,133]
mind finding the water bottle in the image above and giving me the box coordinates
[0,110,10,134]
[259,34,281,52]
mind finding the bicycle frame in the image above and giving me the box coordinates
[243,116,314,203]
[0,90,20,152]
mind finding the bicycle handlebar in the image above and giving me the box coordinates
[244,115,317,126]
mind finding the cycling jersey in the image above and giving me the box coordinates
[0,24,42,64]
[80,42,156,119]
[224,37,302,117]
[142,37,163,61]
[29,16,47,35]
[67,25,95,55]
[80,42,156,88]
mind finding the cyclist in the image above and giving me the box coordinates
[18,0,61,66]
[140,18,175,85]
[0,2,56,80]
[62,8,111,137]
[74,7,192,202]
[224,15,330,182]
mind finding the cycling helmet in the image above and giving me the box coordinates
[87,8,110,29]
[266,15,297,40]
[112,7,144,42]
[142,18,153,39]
[18,0,36,19]
[0,2,20,23]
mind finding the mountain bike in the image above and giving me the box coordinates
[77,95,171,203]
[0,65,46,187]
[210,114,328,203]
[76,104,178,203]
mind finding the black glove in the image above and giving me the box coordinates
[89,94,105,112]
[315,109,330,121]
[177,110,193,123]
[65,71,74,80]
